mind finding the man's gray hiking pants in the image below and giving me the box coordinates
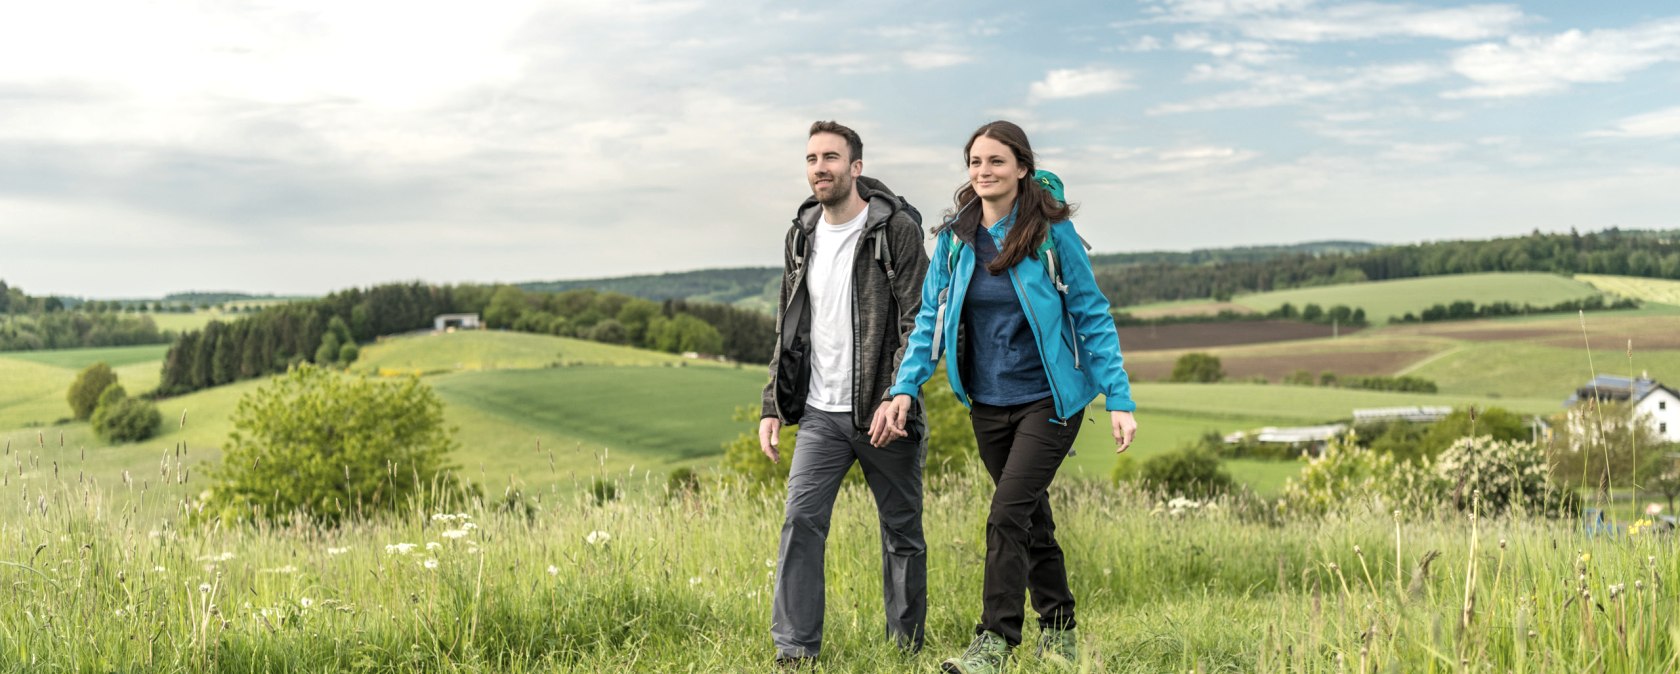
[771,407,926,659]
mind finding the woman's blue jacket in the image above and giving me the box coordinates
[887,212,1134,422]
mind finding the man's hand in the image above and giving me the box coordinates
[1112,410,1138,453]
[868,395,913,447]
[759,417,782,463]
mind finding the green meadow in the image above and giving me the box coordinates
[1230,272,1601,323]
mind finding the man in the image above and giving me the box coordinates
[760,120,930,668]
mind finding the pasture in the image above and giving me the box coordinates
[1229,272,1602,324]
[1577,274,1680,305]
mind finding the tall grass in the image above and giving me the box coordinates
[1,445,1674,673]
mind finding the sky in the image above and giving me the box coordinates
[2,0,1678,298]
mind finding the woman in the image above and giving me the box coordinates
[869,120,1137,673]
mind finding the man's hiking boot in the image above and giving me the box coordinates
[940,630,1010,674]
[1035,626,1077,666]
[774,655,815,671]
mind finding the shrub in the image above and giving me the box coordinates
[1129,447,1234,498]
[198,364,461,526]
[90,384,161,444]
[1169,352,1224,383]
[666,467,701,500]
[337,342,360,365]
[1281,433,1438,517]
[67,362,117,421]
[1434,436,1578,518]
[590,478,619,506]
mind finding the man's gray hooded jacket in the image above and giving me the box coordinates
[761,176,928,431]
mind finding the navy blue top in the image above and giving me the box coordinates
[961,224,1051,406]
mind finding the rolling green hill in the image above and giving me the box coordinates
[1231,272,1602,324]
[1576,274,1680,306]
[351,330,717,376]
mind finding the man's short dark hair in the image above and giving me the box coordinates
[809,121,863,163]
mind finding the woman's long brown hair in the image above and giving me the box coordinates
[946,120,1074,275]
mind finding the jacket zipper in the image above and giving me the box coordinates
[1010,266,1066,424]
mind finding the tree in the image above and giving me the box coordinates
[67,362,118,421]
[315,332,341,365]
[1169,352,1224,383]
[200,365,461,526]
[91,384,161,444]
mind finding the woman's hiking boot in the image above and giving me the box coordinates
[940,630,1010,674]
[1035,626,1077,666]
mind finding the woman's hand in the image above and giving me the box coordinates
[869,395,914,447]
[1111,410,1137,453]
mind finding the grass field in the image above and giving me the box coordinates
[0,349,165,429]
[1577,274,1680,305]
[0,343,171,369]
[1230,272,1602,324]
[352,330,714,376]
[2,467,1673,673]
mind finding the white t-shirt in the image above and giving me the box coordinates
[804,206,869,413]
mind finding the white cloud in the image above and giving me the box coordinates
[1588,106,1680,139]
[1239,3,1525,42]
[902,50,971,70]
[1173,32,1285,64]
[1447,19,1680,98]
[1144,0,1319,22]
[1152,60,1438,114]
[1029,67,1133,102]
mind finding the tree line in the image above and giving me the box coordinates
[156,282,776,397]
[0,280,173,350]
[1095,228,1680,307]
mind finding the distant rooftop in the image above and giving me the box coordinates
[1566,375,1675,406]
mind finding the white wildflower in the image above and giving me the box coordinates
[426,542,442,551]
[422,558,439,570]
[547,565,559,576]
[441,529,469,540]
[199,583,212,594]
[689,576,703,587]
[386,543,418,555]
[326,546,349,556]
[299,597,314,609]
[586,531,611,546]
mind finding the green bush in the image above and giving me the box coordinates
[1281,433,1435,517]
[198,364,461,526]
[66,362,117,421]
[665,467,701,500]
[1127,446,1234,498]
[1169,352,1224,383]
[90,384,161,444]
[590,478,619,506]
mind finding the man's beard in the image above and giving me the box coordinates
[814,175,854,208]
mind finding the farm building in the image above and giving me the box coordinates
[1564,374,1680,442]
[1224,423,1348,455]
[1353,406,1452,424]
[433,313,482,331]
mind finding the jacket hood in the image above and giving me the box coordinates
[795,175,903,232]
